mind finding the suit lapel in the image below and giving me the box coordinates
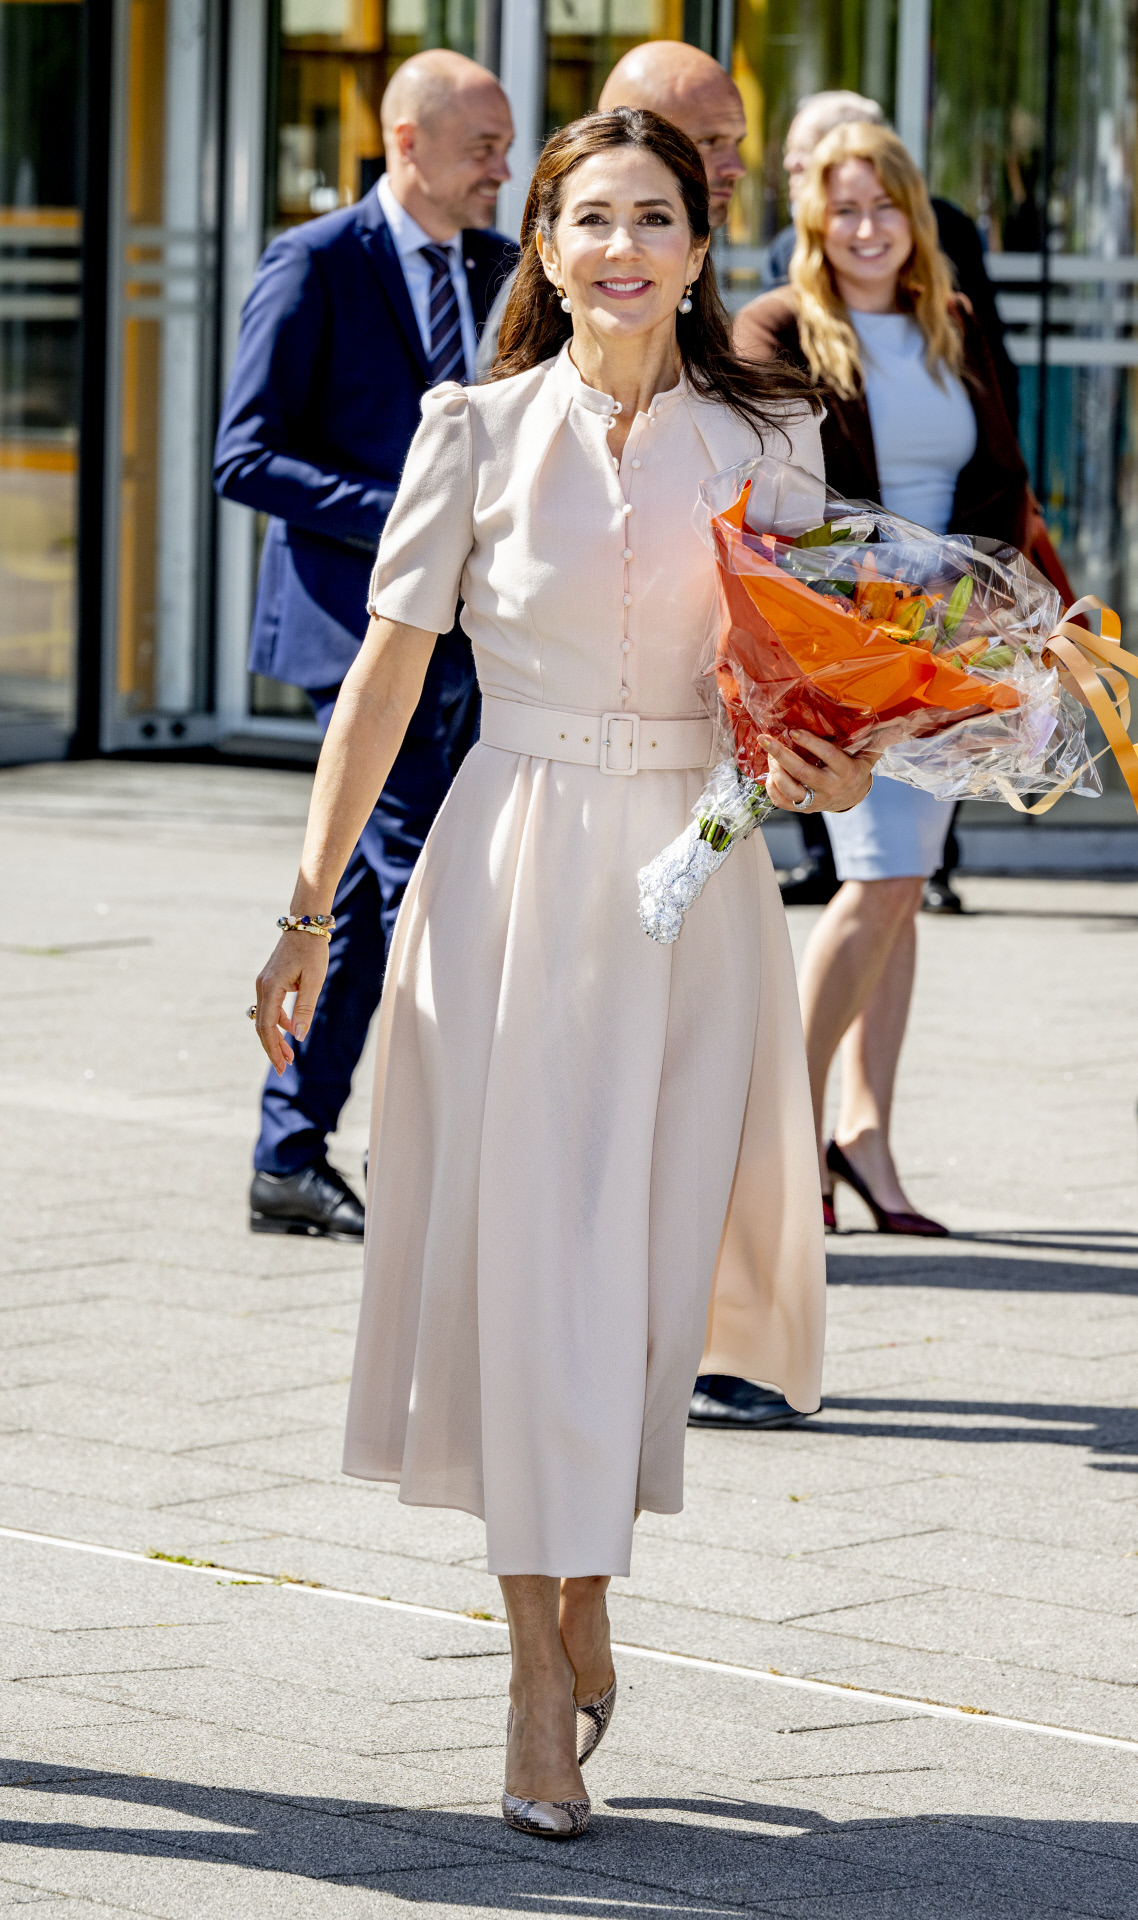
[355,193,430,382]
[462,230,519,334]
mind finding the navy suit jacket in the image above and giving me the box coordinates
[213,188,517,691]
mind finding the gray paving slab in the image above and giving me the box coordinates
[3,761,1138,1916]
[0,1549,1133,1918]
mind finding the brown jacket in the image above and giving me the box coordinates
[734,288,1031,551]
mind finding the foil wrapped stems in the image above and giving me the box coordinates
[638,761,773,945]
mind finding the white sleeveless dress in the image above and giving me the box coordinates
[342,346,828,1576]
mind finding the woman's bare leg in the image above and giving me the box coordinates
[799,877,924,1188]
[499,1574,585,1801]
[559,1575,614,1705]
[835,912,919,1212]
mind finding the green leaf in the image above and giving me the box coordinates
[792,520,851,548]
[943,574,974,636]
[974,643,1015,669]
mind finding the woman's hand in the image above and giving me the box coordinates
[253,931,331,1076]
[247,615,438,1076]
[761,729,878,815]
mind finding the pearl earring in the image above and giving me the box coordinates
[557,287,572,312]
[678,284,693,315]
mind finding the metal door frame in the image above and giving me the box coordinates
[212,0,323,752]
[100,0,224,752]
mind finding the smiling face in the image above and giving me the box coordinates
[671,80,748,230]
[392,77,514,234]
[537,149,707,343]
[822,157,913,309]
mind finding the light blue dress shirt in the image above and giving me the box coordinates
[377,174,477,382]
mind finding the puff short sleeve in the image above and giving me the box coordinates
[367,383,475,634]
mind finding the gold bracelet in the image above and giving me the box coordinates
[277,913,336,939]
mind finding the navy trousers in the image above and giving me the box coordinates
[253,637,479,1177]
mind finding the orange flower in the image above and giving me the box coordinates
[712,485,1019,781]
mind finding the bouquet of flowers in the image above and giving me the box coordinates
[638,455,1138,944]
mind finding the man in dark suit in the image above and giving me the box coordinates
[214,50,516,1239]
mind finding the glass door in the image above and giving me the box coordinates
[722,0,898,305]
[101,0,223,748]
[928,0,1138,634]
[0,0,83,761]
[226,0,478,736]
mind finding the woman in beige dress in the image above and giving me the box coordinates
[252,108,873,1838]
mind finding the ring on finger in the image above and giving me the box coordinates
[792,786,815,811]
[246,1005,257,1021]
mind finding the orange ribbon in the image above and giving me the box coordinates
[995,596,1138,816]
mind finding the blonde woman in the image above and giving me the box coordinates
[735,123,1031,1235]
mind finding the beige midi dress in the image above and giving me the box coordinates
[342,346,827,1576]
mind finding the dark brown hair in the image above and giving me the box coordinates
[490,107,821,438]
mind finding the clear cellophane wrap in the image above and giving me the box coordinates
[695,454,1101,805]
[638,455,1138,943]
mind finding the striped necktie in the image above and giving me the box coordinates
[421,243,466,386]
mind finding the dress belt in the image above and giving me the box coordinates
[478,695,715,777]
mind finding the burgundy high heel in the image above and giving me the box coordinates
[826,1140,948,1237]
[822,1193,836,1233]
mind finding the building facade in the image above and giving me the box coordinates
[2,0,1137,765]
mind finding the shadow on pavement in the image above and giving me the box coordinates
[808,1394,1138,1469]
[826,1249,1138,1294]
[0,1760,1131,1917]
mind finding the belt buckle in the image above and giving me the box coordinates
[599,711,639,775]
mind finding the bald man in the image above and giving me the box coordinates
[215,52,517,1239]
[597,40,746,228]
[475,40,746,374]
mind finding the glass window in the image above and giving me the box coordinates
[106,0,222,735]
[268,0,477,240]
[927,0,1047,251]
[256,0,476,720]
[0,0,83,750]
[545,0,685,133]
[729,0,897,251]
[928,0,1138,655]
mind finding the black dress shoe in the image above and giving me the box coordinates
[250,1157,365,1240]
[778,859,841,907]
[921,875,963,914]
[688,1375,809,1429]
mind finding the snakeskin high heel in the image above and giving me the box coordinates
[502,1705,590,1839]
[501,1789,591,1837]
[576,1675,616,1764]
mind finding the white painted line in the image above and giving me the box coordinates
[3,1523,1136,1757]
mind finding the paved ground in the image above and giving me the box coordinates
[2,758,1137,1918]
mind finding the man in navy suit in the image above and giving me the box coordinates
[214,50,516,1239]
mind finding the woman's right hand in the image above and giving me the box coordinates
[248,617,438,1075]
[253,931,330,1075]
[761,728,878,815]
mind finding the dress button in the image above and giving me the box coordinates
[623,503,633,516]
[622,593,632,606]
[631,459,641,469]
[622,548,633,560]
[621,640,632,652]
